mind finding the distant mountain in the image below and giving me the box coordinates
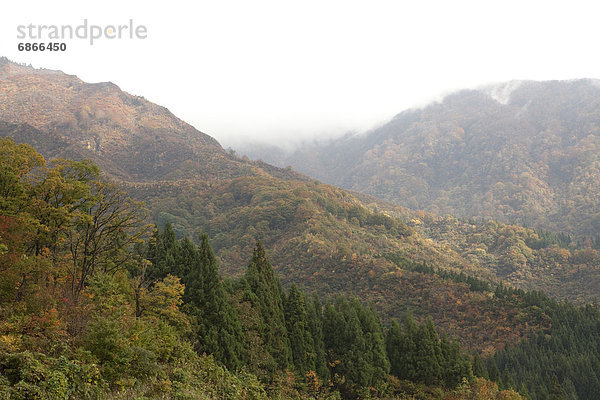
[240,79,600,239]
[3,58,600,356]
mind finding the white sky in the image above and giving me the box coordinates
[1,0,600,148]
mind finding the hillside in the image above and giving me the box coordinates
[1,134,537,399]
[240,79,600,239]
[0,57,294,183]
[2,136,594,400]
[2,58,599,359]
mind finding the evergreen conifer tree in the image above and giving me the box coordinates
[439,333,472,388]
[146,223,179,281]
[323,297,389,394]
[284,284,316,376]
[472,352,488,379]
[307,293,330,381]
[414,318,442,385]
[386,319,405,378]
[185,232,245,370]
[244,241,291,369]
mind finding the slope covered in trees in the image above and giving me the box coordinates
[0,137,267,398]
[1,138,527,398]
[377,201,600,304]
[0,58,307,184]
[241,79,600,240]
[490,286,600,400]
[2,59,600,349]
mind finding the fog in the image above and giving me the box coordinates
[2,0,600,149]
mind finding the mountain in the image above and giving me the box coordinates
[0,57,293,183]
[240,79,600,239]
[0,134,535,399]
[2,57,600,358]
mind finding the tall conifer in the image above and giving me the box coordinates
[244,241,291,369]
[284,284,316,375]
[185,232,245,370]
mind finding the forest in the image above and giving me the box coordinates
[246,80,600,240]
[2,133,598,399]
[3,62,600,399]
[0,138,534,399]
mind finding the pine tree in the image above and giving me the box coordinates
[185,232,245,370]
[401,312,419,381]
[472,351,488,379]
[414,318,442,386]
[177,236,198,281]
[146,223,179,281]
[519,383,531,400]
[323,297,362,390]
[360,302,390,389]
[323,297,390,394]
[386,319,405,378]
[488,359,500,383]
[244,241,291,370]
[231,283,275,381]
[284,284,316,376]
[439,333,472,388]
[307,293,329,381]
[387,314,471,388]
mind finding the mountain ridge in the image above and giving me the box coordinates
[238,78,600,239]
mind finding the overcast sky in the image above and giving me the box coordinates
[2,0,600,148]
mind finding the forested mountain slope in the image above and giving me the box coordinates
[0,135,534,398]
[0,57,310,183]
[2,137,594,399]
[2,59,600,363]
[241,79,600,239]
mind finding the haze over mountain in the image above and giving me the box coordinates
[239,79,600,239]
